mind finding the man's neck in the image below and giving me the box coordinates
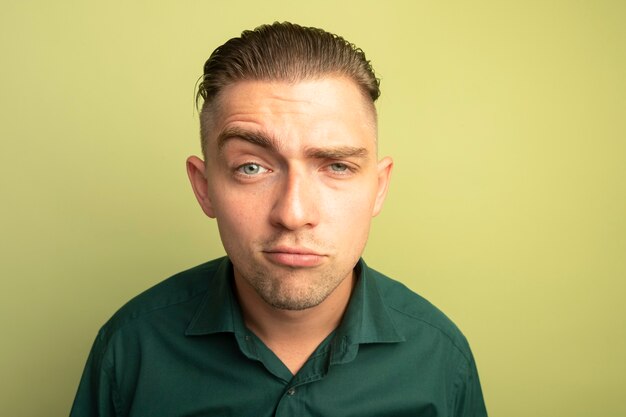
[233,271,356,375]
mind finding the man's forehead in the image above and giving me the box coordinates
[206,77,378,137]
[218,77,364,106]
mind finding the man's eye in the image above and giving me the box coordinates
[329,163,349,172]
[237,163,267,176]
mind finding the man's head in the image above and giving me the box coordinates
[196,22,380,158]
[188,22,392,312]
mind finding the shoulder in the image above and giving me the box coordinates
[367,266,473,362]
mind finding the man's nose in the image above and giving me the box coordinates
[269,169,319,231]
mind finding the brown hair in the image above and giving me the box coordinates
[197,22,380,155]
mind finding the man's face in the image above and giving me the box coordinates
[188,77,392,311]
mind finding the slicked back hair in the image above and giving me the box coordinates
[196,22,380,156]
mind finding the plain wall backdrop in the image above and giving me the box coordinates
[1,1,625,416]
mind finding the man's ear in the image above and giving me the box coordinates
[186,156,215,218]
[372,156,393,217]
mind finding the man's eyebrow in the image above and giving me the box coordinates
[305,146,369,159]
[216,127,278,152]
[216,127,369,159]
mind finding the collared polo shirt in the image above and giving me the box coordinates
[70,257,487,417]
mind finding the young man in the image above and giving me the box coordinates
[70,22,488,416]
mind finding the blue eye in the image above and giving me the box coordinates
[329,163,348,172]
[237,163,267,176]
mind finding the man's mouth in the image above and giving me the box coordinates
[262,247,325,268]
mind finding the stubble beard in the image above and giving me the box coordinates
[242,264,352,311]
[225,230,364,311]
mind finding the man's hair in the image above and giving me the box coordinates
[196,22,380,156]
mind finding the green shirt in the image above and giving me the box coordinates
[70,257,487,417]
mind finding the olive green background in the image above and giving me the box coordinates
[1,1,624,416]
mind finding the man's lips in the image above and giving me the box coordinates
[262,247,325,268]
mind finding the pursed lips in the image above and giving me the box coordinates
[262,246,325,268]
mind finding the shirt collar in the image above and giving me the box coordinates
[330,259,405,364]
[184,257,405,359]
[185,257,246,336]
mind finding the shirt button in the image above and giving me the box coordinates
[286,387,296,396]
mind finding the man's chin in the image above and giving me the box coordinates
[252,272,342,312]
[261,292,328,311]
